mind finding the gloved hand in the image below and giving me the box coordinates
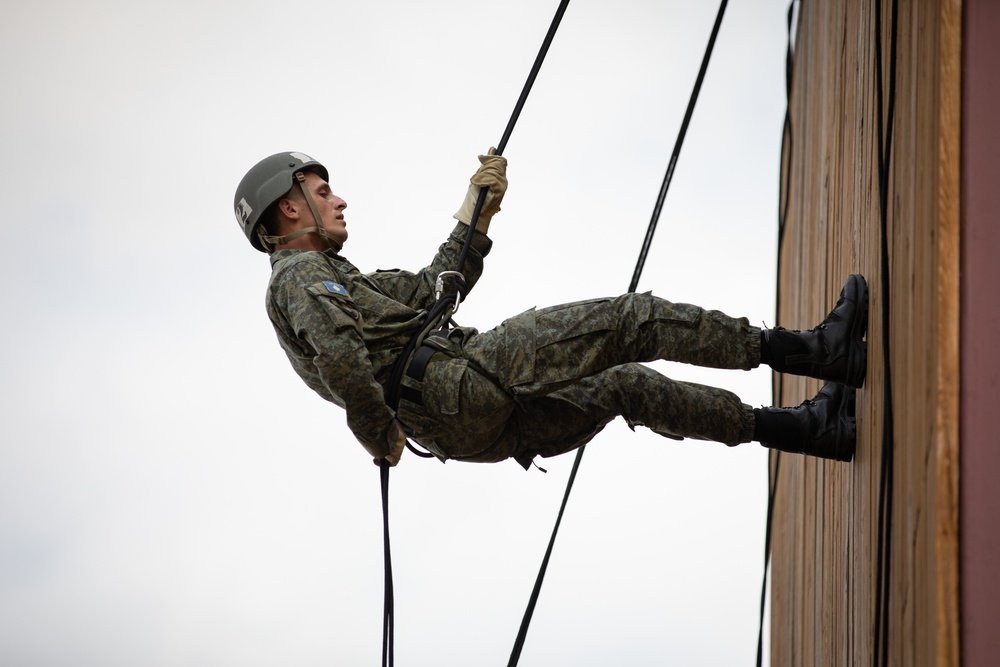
[453,147,508,234]
[374,418,407,467]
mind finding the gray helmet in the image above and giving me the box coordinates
[234,152,329,252]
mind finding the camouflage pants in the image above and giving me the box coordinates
[395,292,761,467]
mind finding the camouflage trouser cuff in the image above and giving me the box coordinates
[747,325,763,369]
[741,325,762,443]
[739,403,756,444]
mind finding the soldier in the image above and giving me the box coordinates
[234,150,867,469]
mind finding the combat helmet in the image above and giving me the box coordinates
[234,152,330,252]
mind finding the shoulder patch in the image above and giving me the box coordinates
[323,281,349,296]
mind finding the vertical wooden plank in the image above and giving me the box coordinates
[933,0,961,665]
[769,0,960,666]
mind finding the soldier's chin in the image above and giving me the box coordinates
[323,226,347,246]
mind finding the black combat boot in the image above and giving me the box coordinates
[754,382,856,462]
[762,274,869,388]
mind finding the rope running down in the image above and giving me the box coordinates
[380,2,572,665]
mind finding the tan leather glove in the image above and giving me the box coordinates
[373,418,406,467]
[453,147,508,234]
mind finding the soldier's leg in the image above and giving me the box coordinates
[462,292,760,398]
[463,363,754,467]
[463,364,855,466]
[431,279,868,464]
[401,356,854,466]
[462,275,869,396]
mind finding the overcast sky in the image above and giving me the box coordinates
[1,1,794,665]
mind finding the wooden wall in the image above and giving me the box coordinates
[769,1,961,666]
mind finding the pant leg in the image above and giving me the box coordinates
[399,293,759,465]
[462,292,761,397]
[469,363,756,466]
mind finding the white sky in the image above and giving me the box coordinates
[0,1,794,665]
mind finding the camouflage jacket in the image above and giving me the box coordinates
[266,223,492,458]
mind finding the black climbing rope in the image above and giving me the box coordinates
[454,0,572,278]
[380,460,394,667]
[508,2,730,665]
[872,1,899,665]
[379,2,571,664]
[629,0,730,292]
[757,3,798,665]
[506,446,584,667]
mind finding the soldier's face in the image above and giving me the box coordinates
[300,171,349,246]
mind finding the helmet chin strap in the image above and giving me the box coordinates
[260,172,343,254]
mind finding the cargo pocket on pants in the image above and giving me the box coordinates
[422,357,467,416]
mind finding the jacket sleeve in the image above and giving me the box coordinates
[278,271,396,458]
[368,223,493,309]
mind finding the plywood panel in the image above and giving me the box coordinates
[768,1,961,665]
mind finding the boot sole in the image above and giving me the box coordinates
[845,274,869,388]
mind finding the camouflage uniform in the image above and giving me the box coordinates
[267,224,760,467]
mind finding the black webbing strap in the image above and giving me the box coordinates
[384,295,458,413]
[378,2,572,664]
[397,344,439,406]
[507,2,729,664]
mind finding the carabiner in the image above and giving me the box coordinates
[435,271,465,314]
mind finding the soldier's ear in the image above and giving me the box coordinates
[277,197,300,221]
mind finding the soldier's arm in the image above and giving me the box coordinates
[282,277,397,460]
[369,223,492,308]
[369,149,505,307]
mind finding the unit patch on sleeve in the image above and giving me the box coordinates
[323,281,349,296]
